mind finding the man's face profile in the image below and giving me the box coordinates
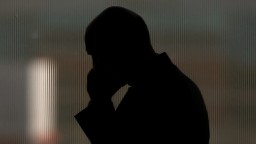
[84,6,155,84]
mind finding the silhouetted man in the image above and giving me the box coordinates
[75,6,210,144]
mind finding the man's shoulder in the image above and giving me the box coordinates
[148,52,202,95]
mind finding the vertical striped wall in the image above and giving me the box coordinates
[0,0,255,144]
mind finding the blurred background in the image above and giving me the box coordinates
[0,0,255,144]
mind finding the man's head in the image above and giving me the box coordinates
[85,6,156,84]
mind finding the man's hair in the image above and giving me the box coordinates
[85,6,153,57]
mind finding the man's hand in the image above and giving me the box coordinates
[87,66,123,103]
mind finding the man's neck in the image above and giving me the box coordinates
[127,52,161,86]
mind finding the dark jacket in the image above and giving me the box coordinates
[75,52,210,144]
